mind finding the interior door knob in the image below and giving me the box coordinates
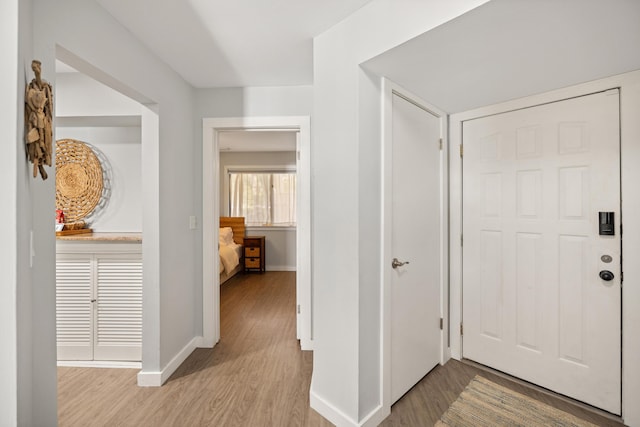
[392,258,409,269]
[599,270,614,281]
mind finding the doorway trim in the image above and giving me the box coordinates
[449,69,640,425]
[381,79,449,414]
[202,116,312,350]
[54,46,162,383]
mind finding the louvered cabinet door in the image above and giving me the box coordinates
[93,254,142,361]
[56,254,94,360]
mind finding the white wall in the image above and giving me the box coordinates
[56,71,141,117]
[1,1,20,425]
[18,0,60,425]
[195,86,312,119]
[194,86,311,331]
[219,151,297,271]
[55,71,143,232]
[250,228,296,271]
[32,0,197,393]
[0,0,61,425]
[311,1,490,425]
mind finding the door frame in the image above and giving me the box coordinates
[381,79,449,412]
[449,70,640,424]
[202,116,312,350]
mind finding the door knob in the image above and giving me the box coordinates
[599,270,614,281]
[392,258,409,269]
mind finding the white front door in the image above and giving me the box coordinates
[390,93,442,403]
[462,89,621,414]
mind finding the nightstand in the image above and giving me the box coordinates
[243,236,265,273]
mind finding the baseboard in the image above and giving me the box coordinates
[57,360,141,369]
[359,405,389,427]
[137,370,162,387]
[310,390,359,427]
[300,337,314,351]
[195,335,215,348]
[137,336,199,387]
[266,265,296,271]
[310,389,388,427]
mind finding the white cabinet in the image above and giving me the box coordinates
[56,242,142,362]
[56,254,93,360]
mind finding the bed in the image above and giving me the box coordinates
[219,217,245,285]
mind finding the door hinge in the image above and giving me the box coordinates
[461,234,463,246]
[439,138,443,150]
[459,144,464,157]
[297,304,301,314]
[439,318,443,330]
[460,323,464,336]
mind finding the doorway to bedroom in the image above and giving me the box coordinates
[202,116,312,352]
[219,130,297,278]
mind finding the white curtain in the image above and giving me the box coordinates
[229,173,270,225]
[229,172,296,226]
[272,173,296,225]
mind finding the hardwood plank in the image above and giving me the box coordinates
[58,272,331,427]
[59,271,624,426]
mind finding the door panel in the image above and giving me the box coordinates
[93,255,143,361]
[390,94,441,403]
[462,89,621,414]
[56,254,94,360]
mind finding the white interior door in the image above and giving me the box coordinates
[390,93,441,403]
[462,89,621,414]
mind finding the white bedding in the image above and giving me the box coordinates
[219,242,242,274]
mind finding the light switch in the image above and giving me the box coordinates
[30,230,35,267]
[189,216,197,230]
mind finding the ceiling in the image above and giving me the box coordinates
[95,0,375,88]
[365,0,640,113]
[73,0,639,115]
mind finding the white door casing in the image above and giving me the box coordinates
[388,91,442,404]
[202,116,312,350]
[462,90,621,414]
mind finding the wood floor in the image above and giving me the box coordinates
[58,272,624,426]
[381,361,623,427]
[58,272,330,427]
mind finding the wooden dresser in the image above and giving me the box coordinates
[243,236,265,273]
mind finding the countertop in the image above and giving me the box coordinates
[56,232,142,242]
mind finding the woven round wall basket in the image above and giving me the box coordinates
[55,139,104,223]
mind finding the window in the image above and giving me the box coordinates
[229,171,296,226]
